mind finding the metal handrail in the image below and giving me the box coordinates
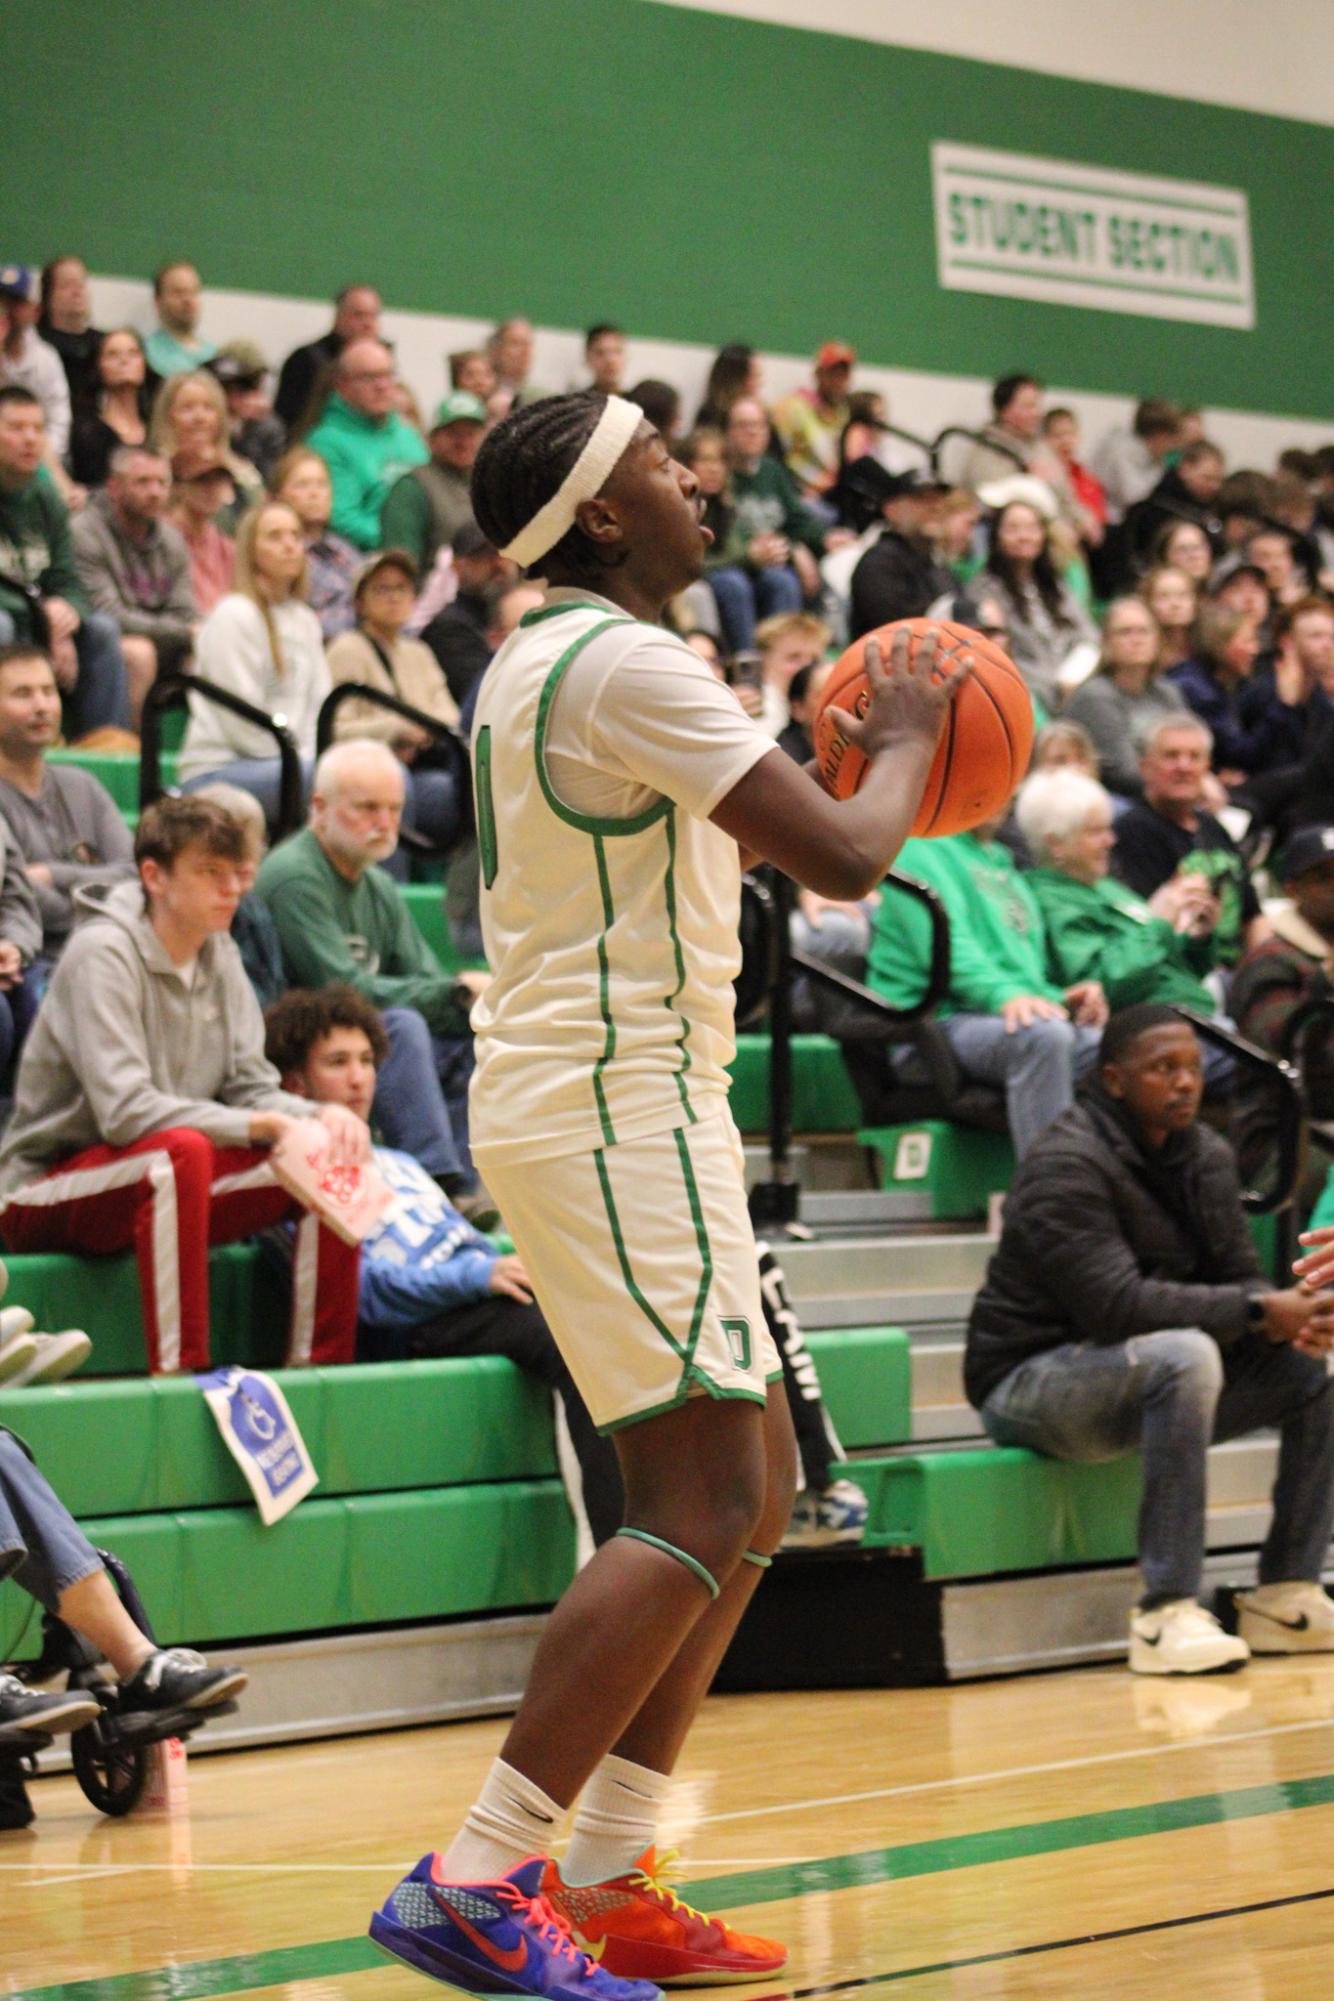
[139,673,304,838]
[315,683,473,851]
[1174,1007,1305,1216]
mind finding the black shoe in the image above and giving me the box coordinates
[119,1648,248,1713]
[0,1670,101,1735]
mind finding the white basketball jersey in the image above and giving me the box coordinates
[468,591,775,1165]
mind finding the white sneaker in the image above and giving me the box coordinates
[1129,1598,1250,1675]
[0,1330,38,1384]
[780,1477,869,1549]
[1235,1581,1334,1654]
[0,1308,35,1343]
[8,1331,92,1387]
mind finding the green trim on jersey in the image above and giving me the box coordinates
[663,809,697,1124]
[596,1383,769,1435]
[533,616,672,837]
[475,724,498,888]
[519,599,611,628]
[592,833,618,1146]
[594,1126,717,1409]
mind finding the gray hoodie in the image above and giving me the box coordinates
[0,880,313,1195]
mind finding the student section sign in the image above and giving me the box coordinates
[932,142,1254,330]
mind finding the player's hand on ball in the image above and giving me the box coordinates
[824,626,971,764]
[489,1254,535,1303]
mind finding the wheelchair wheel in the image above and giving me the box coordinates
[71,1724,147,1817]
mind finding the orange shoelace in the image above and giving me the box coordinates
[498,1884,598,1976]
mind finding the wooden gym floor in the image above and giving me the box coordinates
[6,1654,1334,1999]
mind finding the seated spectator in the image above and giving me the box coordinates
[275,283,382,434]
[777,659,830,764]
[695,341,762,433]
[448,347,498,404]
[966,498,1095,712]
[583,324,626,396]
[1090,397,1181,522]
[269,445,359,642]
[149,368,261,511]
[709,397,823,651]
[167,448,237,616]
[625,378,681,443]
[961,374,1075,528]
[1138,563,1198,671]
[0,809,41,1088]
[753,610,829,738]
[966,1004,1334,1675]
[1030,718,1099,776]
[0,1425,244,1736]
[0,644,135,957]
[35,256,102,413]
[0,796,365,1372]
[1228,597,1334,828]
[419,523,509,708]
[674,426,738,642]
[265,984,622,1546]
[486,317,544,416]
[1040,406,1106,554]
[1113,716,1268,970]
[1216,471,1276,554]
[0,387,130,740]
[1063,597,1186,797]
[255,740,482,1204]
[178,500,329,821]
[772,341,855,505]
[304,339,429,549]
[192,781,286,1011]
[1018,767,1224,1031]
[210,343,284,483]
[71,444,196,723]
[1231,825,1334,1118]
[68,328,152,490]
[1167,603,1276,779]
[848,467,953,641]
[379,391,485,571]
[143,262,216,378]
[327,550,465,858]
[1207,552,1271,625]
[1122,439,1226,576]
[1149,516,1215,586]
[867,813,1106,1156]
[1248,522,1316,609]
[0,267,71,466]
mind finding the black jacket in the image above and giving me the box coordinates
[965,1089,1265,1409]
[275,330,341,432]
[849,530,952,640]
[1122,467,1222,572]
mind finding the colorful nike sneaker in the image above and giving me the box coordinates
[370,1852,666,1998]
[542,1848,787,1985]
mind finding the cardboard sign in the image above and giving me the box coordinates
[198,1367,318,1526]
[269,1121,394,1244]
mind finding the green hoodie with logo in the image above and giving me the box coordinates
[1027,867,1215,1015]
[304,394,429,550]
[868,833,1065,1017]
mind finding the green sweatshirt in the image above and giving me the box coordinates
[1027,868,1216,1015]
[0,469,88,638]
[868,834,1064,1018]
[256,827,468,1034]
[303,394,429,551]
[729,456,826,559]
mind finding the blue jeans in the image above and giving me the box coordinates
[0,962,46,1090]
[374,1005,476,1187]
[981,1328,1334,1603]
[0,609,130,738]
[0,1432,101,1613]
[942,1013,1101,1157]
[707,563,804,653]
[182,755,315,832]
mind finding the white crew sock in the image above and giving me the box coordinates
[437,1758,567,1883]
[560,1753,672,1887]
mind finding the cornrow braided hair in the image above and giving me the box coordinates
[471,390,625,579]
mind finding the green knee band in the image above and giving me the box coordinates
[616,1527,720,1599]
[742,1549,774,1569]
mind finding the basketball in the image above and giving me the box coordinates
[812,617,1033,836]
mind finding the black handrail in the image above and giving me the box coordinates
[315,683,473,851]
[1174,1007,1305,1218]
[745,867,951,1229]
[928,424,1030,481]
[139,673,304,838]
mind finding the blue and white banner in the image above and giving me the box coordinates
[197,1368,318,1526]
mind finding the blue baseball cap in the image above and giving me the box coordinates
[0,264,35,301]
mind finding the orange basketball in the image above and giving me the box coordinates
[813,617,1033,836]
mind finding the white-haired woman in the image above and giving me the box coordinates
[1063,596,1187,797]
[1017,769,1230,1077]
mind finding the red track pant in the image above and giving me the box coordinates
[0,1128,359,1373]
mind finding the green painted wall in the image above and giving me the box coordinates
[11,0,1332,418]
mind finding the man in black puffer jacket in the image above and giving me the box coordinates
[967,1003,1334,1676]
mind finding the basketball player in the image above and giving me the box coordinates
[371,392,967,1995]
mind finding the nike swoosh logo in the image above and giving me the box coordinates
[1137,1630,1163,1646]
[434,1894,530,1972]
[504,1794,554,1823]
[1246,1607,1310,1631]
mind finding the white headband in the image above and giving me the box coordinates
[500,395,643,568]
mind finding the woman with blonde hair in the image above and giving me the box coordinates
[270,445,359,641]
[178,499,329,822]
[1063,596,1186,797]
[1138,563,1198,670]
[149,370,260,505]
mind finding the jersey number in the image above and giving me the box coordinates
[475,725,498,889]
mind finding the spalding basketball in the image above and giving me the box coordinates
[813,617,1033,836]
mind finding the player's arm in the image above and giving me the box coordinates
[711,630,968,900]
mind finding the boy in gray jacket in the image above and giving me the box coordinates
[0,796,366,1372]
